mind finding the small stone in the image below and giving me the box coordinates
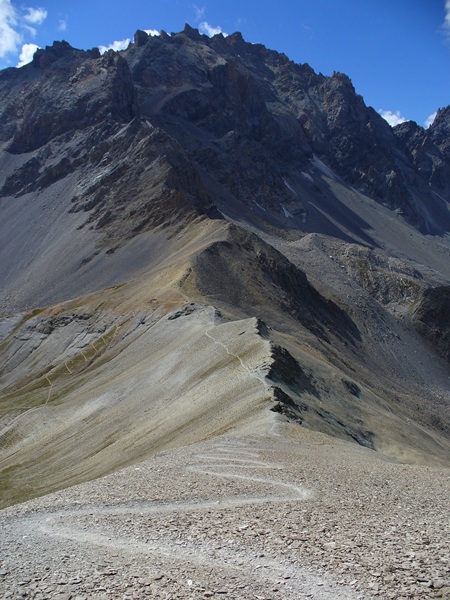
[432,580,447,590]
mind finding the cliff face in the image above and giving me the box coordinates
[394,107,450,199]
[1,28,449,237]
[411,285,450,363]
[0,43,137,154]
[123,27,449,233]
[0,27,449,503]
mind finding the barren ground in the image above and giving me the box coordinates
[1,415,449,600]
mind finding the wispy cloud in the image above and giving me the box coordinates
[16,41,38,66]
[193,4,205,21]
[425,111,437,128]
[58,18,67,32]
[23,7,47,24]
[302,23,314,39]
[144,29,159,37]
[199,21,227,37]
[98,38,131,54]
[24,23,37,36]
[378,109,408,127]
[444,0,450,36]
[0,0,47,60]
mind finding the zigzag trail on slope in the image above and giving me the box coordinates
[0,310,449,598]
[204,327,271,393]
[0,431,359,599]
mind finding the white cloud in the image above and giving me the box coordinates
[98,38,131,54]
[0,0,16,23]
[378,109,408,127]
[425,111,437,128]
[16,41,38,66]
[58,18,67,31]
[0,1,47,60]
[194,4,205,21]
[24,24,36,36]
[144,29,159,36]
[23,7,47,24]
[0,0,22,58]
[444,0,450,35]
[199,21,227,37]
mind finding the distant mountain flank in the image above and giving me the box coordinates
[1,26,449,235]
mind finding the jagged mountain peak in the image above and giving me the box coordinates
[31,40,101,68]
[14,26,447,233]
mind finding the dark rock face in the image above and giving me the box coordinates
[411,286,450,363]
[0,42,138,154]
[1,27,448,235]
[394,108,450,200]
[134,30,149,47]
[124,29,449,232]
[309,74,423,221]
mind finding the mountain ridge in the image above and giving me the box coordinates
[0,26,449,508]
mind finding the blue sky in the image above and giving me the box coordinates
[1,0,449,128]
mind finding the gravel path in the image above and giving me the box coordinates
[0,420,449,599]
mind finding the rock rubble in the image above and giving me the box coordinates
[1,422,448,599]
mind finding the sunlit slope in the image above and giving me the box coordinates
[0,300,277,508]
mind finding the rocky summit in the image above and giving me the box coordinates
[0,26,449,600]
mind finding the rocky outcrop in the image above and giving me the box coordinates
[310,74,427,225]
[0,42,138,154]
[184,225,361,345]
[394,107,450,199]
[337,245,424,306]
[411,285,450,363]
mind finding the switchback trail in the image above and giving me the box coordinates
[1,434,359,599]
